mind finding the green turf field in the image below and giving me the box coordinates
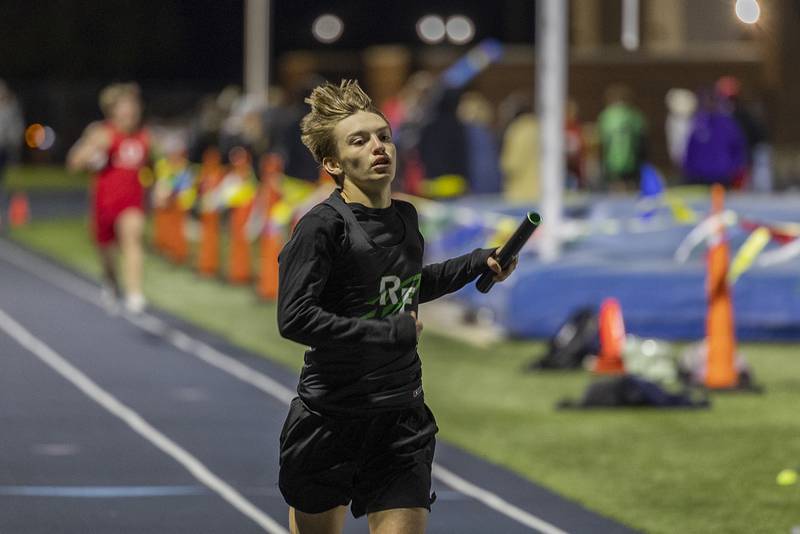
[4,165,90,191]
[7,173,800,533]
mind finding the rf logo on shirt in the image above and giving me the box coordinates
[362,274,421,319]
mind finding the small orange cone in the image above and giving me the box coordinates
[228,201,253,284]
[163,199,188,265]
[197,211,220,277]
[594,297,626,374]
[257,230,282,299]
[8,192,30,227]
[226,147,257,284]
[705,184,738,389]
[196,148,225,277]
[256,154,284,299]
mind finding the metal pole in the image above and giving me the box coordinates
[536,0,567,262]
[621,0,640,51]
[245,0,270,103]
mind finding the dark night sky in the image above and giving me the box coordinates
[0,0,535,83]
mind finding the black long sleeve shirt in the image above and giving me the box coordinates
[277,189,493,416]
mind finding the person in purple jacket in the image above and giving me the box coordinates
[682,90,748,187]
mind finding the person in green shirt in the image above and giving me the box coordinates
[597,84,647,190]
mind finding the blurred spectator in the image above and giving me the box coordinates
[417,87,469,193]
[664,88,697,173]
[716,76,772,192]
[258,86,286,150]
[456,91,502,194]
[219,92,266,165]
[240,95,269,157]
[383,71,435,133]
[187,95,227,163]
[565,98,586,189]
[683,89,747,187]
[216,85,243,160]
[496,91,529,137]
[391,71,436,194]
[500,98,539,202]
[598,84,647,190]
[580,121,602,190]
[0,80,23,226]
[269,77,323,182]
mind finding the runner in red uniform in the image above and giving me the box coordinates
[67,83,149,313]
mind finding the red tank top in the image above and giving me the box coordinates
[94,124,149,209]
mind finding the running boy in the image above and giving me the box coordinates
[67,83,149,313]
[277,80,516,534]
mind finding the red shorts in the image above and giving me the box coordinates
[91,178,144,247]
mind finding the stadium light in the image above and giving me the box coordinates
[39,126,56,150]
[417,15,446,44]
[445,15,475,45]
[24,123,56,151]
[735,0,760,24]
[312,14,344,43]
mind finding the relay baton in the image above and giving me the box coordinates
[475,211,541,293]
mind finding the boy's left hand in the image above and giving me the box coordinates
[487,252,518,282]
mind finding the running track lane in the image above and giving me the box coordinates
[0,238,637,534]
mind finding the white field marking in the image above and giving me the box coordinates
[0,308,289,534]
[432,464,569,534]
[0,240,569,533]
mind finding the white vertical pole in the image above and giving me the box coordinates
[245,0,270,103]
[621,0,640,51]
[536,0,568,262]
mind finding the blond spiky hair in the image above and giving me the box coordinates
[300,79,387,167]
[99,82,140,116]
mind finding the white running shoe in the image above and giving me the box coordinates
[100,285,120,316]
[124,293,147,315]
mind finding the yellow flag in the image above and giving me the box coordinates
[729,226,771,285]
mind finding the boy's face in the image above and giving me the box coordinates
[325,111,396,193]
[111,94,142,132]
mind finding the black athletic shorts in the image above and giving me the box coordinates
[278,397,438,518]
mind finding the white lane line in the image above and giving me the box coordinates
[0,239,568,533]
[0,241,297,404]
[433,464,569,534]
[0,485,207,498]
[0,308,288,534]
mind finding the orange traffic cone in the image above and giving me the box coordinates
[169,200,189,265]
[593,297,626,374]
[257,230,282,299]
[196,148,225,277]
[228,201,253,284]
[197,211,220,277]
[705,184,738,389]
[256,154,284,300]
[8,192,30,227]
